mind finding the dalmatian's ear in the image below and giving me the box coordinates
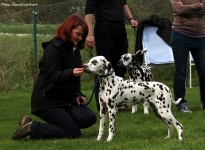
[134,50,141,56]
[107,62,112,72]
[131,50,142,66]
[103,59,113,75]
[141,49,147,55]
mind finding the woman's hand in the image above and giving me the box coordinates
[73,68,84,77]
[75,96,86,105]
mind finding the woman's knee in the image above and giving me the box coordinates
[81,111,97,128]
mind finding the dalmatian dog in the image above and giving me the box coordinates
[83,56,183,142]
[117,49,152,114]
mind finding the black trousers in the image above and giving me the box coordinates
[173,47,205,110]
[30,105,97,139]
[94,24,128,111]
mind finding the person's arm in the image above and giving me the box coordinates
[85,0,96,49]
[85,14,95,49]
[44,44,75,82]
[124,4,133,20]
[170,0,204,16]
[85,14,94,36]
[124,4,138,28]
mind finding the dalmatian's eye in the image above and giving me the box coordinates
[92,60,98,65]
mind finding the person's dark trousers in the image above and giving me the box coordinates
[94,24,128,111]
[29,105,97,139]
[173,47,205,110]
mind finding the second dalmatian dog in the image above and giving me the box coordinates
[117,50,152,114]
[83,56,183,142]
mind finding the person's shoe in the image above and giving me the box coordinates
[19,115,32,126]
[12,121,32,140]
[179,106,192,113]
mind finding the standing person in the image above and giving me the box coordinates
[12,14,97,140]
[85,0,138,111]
[170,0,205,112]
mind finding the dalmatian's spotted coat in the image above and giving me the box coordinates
[118,50,152,114]
[84,56,183,142]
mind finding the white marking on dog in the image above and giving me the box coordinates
[84,56,183,142]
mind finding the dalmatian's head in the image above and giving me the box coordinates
[83,56,113,76]
[117,53,135,68]
[117,50,142,68]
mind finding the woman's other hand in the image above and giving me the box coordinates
[76,96,86,105]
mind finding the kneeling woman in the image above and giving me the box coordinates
[12,14,97,140]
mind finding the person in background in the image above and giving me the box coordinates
[85,0,138,111]
[12,14,97,140]
[170,0,205,112]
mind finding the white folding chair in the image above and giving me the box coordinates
[142,26,174,67]
[141,26,194,87]
[188,52,194,88]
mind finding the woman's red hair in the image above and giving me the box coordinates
[55,14,88,49]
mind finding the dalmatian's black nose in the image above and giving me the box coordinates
[82,64,91,73]
[117,60,123,67]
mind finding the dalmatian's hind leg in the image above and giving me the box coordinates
[150,103,174,139]
[131,105,137,113]
[158,110,183,141]
[143,101,149,114]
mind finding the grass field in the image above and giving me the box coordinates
[1,80,205,150]
[0,23,203,150]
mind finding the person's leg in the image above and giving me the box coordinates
[94,24,115,111]
[12,107,82,140]
[32,107,82,139]
[94,24,114,61]
[112,26,128,78]
[67,103,97,128]
[190,48,205,108]
[172,48,190,111]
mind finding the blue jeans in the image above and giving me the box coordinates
[173,48,205,110]
[30,104,97,139]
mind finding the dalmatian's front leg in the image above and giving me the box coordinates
[106,107,117,142]
[97,103,107,141]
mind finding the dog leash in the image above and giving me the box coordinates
[72,77,99,106]
[72,70,114,106]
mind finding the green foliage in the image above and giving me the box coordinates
[0,0,198,91]
[0,24,199,91]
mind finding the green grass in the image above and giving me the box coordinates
[1,81,205,150]
[0,24,58,35]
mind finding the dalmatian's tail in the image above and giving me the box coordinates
[172,98,182,105]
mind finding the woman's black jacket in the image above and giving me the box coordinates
[31,38,83,114]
